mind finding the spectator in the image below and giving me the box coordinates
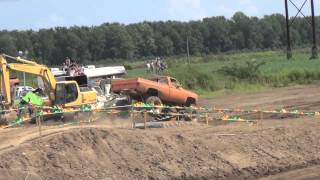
[99,79,106,95]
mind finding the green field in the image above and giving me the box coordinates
[14,49,320,99]
[126,49,320,98]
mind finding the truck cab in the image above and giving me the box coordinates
[152,76,197,106]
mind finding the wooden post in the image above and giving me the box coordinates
[39,116,42,136]
[88,112,92,123]
[144,111,147,129]
[259,110,263,127]
[206,113,209,126]
[75,112,80,124]
[36,115,42,137]
[131,111,135,129]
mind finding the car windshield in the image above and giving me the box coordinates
[170,78,181,88]
[158,77,168,84]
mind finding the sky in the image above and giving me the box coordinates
[0,0,319,30]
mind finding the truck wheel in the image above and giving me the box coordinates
[146,96,163,118]
[185,98,197,121]
[0,117,7,125]
[146,96,162,106]
[186,98,196,107]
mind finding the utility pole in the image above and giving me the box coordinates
[310,0,318,59]
[285,0,292,59]
[284,0,318,59]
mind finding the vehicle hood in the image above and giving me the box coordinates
[180,88,198,100]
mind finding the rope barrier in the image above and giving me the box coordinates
[0,101,318,130]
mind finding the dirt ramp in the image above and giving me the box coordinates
[0,128,238,180]
[1,121,320,180]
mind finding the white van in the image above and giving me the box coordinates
[12,86,35,100]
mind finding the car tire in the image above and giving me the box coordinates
[186,98,196,107]
[146,96,162,106]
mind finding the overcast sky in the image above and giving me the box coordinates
[0,0,319,30]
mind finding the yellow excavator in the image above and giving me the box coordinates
[0,54,97,124]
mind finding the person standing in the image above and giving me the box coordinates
[99,78,106,95]
[105,77,112,96]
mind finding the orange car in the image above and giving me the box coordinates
[112,76,198,106]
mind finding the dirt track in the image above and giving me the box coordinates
[1,85,320,180]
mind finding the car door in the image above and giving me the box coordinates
[157,77,170,102]
[169,78,185,104]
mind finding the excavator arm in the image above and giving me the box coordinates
[7,63,57,103]
[0,55,11,105]
[0,54,57,105]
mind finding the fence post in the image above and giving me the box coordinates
[88,111,93,123]
[75,112,80,124]
[206,113,209,126]
[36,114,42,137]
[131,109,135,129]
[144,111,147,129]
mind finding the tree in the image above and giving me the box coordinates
[132,23,156,57]
[155,33,174,56]
[0,12,317,64]
[0,33,17,55]
[88,27,105,61]
[12,30,34,57]
[260,14,285,49]
[231,12,251,49]
[203,16,232,52]
[103,24,134,59]
[33,29,55,63]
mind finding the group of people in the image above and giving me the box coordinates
[62,57,84,76]
[145,57,168,74]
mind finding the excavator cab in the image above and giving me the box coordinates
[55,81,97,107]
[55,81,81,106]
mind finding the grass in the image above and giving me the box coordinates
[197,83,268,99]
[12,49,320,99]
[126,49,320,98]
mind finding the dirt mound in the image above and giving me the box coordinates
[1,117,320,180]
[2,85,320,179]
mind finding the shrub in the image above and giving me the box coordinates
[218,61,266,81]
[168,65,220,91]
[124,64,133,70]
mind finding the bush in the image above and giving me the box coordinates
[287,70,319,84]
[168,65,220,91]
[218,61,266,81]
[261,69,320,87]
[124,64,133,70]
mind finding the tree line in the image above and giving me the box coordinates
[0,12,318,65]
